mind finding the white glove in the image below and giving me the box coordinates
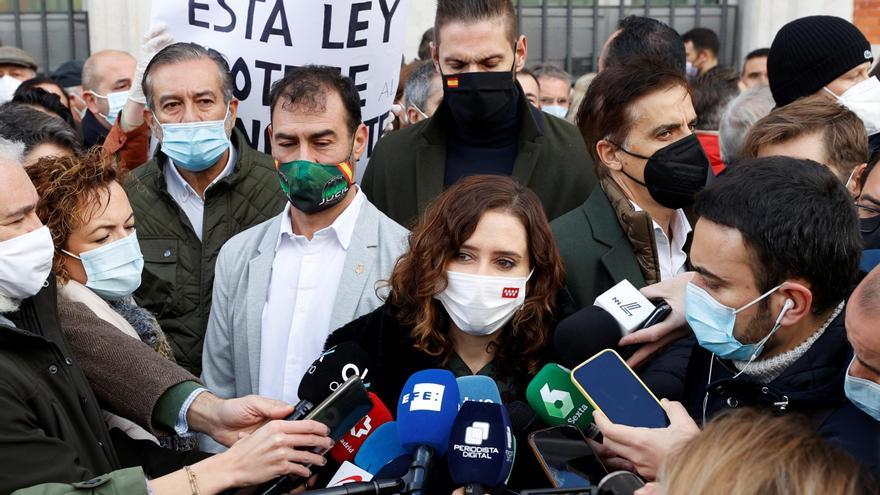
[383,103,403,134]
[129,23,175,105]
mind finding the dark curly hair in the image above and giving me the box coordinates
[388,175,565,373]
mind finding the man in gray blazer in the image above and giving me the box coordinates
[201,67,408,440]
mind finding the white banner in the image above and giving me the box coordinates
[150,0,409,180]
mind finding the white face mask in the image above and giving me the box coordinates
[0,226,55,301]
[825,76,880,136]
[0,75,22,104]
[434,270,532,336]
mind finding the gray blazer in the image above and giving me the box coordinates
[200,197,408,402]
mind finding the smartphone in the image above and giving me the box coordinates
[570,349,668,429]
[304,374,374,450]
[528,425,608,488]
[639,300,671,329]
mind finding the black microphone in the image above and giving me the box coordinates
[302,479,405,495]
[259,343,374,495]
[507,400,539,434]
[554,306,622,369]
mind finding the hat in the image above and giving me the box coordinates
[51,59,84,87]
[768,16,872,107]
[0,46,37,70]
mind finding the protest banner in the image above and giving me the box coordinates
[151,0,409,179]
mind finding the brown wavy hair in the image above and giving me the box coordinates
[388,175,565,373]
[25,148,124,284]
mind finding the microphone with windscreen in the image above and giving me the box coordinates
[397,369,460,495]
[354,422,411,476]
[447,401,515,495]
[294,342,374,420]
[506,400,539,434]
[457,375,502,405]
[553,306,624,370]
[597,471,645,495]
[329,392,393,464]
[526,363,595,433]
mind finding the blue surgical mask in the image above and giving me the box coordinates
[845,358,880,420]
[542,105,568,119]
[89,90,129,126]
[158,105,231,172]
[62,232,144,300]
[685,282,790,361]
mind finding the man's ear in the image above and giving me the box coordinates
[352,123,369,162]
[267,123,275,150]
[431,41,440,73]
[776,281,813,328]
[848,163,868,197]
[144,109,158,137]
[406,107,421,125]
[596,139,624,172]
[82,91,100,114]
[515,35,529,72]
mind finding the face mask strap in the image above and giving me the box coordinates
[60,248,81,260]
[823,86,841,100]
[731,297,793,379]
[733,283,783,314]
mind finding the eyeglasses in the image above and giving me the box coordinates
[856,203,880,234]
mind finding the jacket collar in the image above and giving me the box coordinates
[413,87,544,218]
[598,177,660,285]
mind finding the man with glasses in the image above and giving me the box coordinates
[855,150,880,272]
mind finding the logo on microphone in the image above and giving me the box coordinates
[501,287,519,299]
[402,383,445,412]
[351,416,372,438]
[464,421,490,446]
[540,384,574,418]
[612,296,642,317]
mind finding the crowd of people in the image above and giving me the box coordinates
[1,0,880,494]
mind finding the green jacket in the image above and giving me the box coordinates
[0,279,124,493]
[12,468,147,495]
[126,129,286,375]
[551,183,650,309]
[362,94,597,227]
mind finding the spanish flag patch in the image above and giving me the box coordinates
[337,160,354,183]
[447,77,459,89]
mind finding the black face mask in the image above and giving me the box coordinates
[440,48,520,136]
[612,133,711,209]
[860,215,880,250]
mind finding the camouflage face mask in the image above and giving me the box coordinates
[276,156,355,214]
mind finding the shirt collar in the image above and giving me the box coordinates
[165,144,237,199]
[630,201,693,243]
[276,186,365,251]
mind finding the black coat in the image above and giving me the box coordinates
[641,310,880,473]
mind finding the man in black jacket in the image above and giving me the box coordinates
[593,157,880,479]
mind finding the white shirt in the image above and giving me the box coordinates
[631,202,692,281]
[258,189,366,403]
[164,145,237,241]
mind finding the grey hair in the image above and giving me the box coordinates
[143,42,234,110]
[0,102,82,156]
[404,60,440,111]
[531,63,572,84]
[719,85,775,164]
[0,136,25,166]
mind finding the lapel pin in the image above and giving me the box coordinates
[355,263,365,275]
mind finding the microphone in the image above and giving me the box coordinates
[329,393,393,464]
[457,375,502,405]
[592,280,656,335]
[397,369,460,495]
[597,471,645,495]
[292,342,374,420]
[506,400,539,434]
[447,401,515,495]
[326,461,374,487]
[354,422,410,475]
[554,306,624,370]
[526,363,594,432]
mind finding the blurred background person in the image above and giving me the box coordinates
[739,47,770,90]
[51,59,87,123]
[567,72,596,124]
[644,409,874,495]
[0,46,37,103]
[0,102,81,164]
[692,67,740,174]
[12,85,78,131]
[417,27,435,61]
[532,63,572,119]
[682,27,720,78]
[718,85,774,168]
[15,77,71,108]
[517,67,541,107]
[80,50,136,148]
[401,60,442,127]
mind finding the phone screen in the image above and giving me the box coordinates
[304,376,373,448]
[571,350,669,429]
[528,425,607,488]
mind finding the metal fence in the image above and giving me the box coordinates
[515,0,739,76]
[0,0,90,75]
